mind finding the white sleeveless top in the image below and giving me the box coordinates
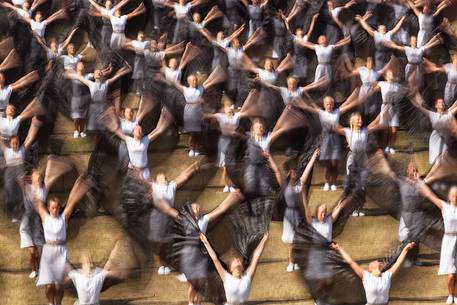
[257,69,277,84]
[362,271,392,305]
[31,20,47,37]
[61,54,82,70]
[0,116,22,137]
[215,113,240,135]
[404,47,424,64]
[173,3,191,19]
[279,87,303,105]
[442,202,457,234]
[68,267,107,305]
[151,181,177,205]
[311,216,333,241]
[223,271,252,304]
[43,214,66,242]
[131,40,150,54]
[110,15,128,33]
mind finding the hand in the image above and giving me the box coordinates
[330,242,341,251]
[312,13,319,20]
[262,151,270,158]
[313,147,321,157]
[199,233,208,243]
[262,231,269,241]
[404,242,416,251]
[355,14,362,21]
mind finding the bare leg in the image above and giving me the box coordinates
[424,152,457,184]
[187,284,196,305]
[27,247,37,272]
[288,245,293,264]
[54,284,64,305]
[223,166,234,187]
[448,274,456,296]
[45,284,55,304]
[324,161,331,185]
[331,160,338,185]
[389,127,397,148]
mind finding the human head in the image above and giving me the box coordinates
[287,76,298,90]
[231,38,240,49]
[251,118,265,137]
[133,125,143,139]
[34,11,43,22]
[422,5,431,14]
[179,0,185,5]
[187,75,198,88]
[49,40,58,52]
[216,31,225,41]
[366,56,374,69]
[169,58,178,70]
[10,135,19,151]
[191,202,202,219]
[223,100,234,116]
[124,107,134,121]
[67,43,75,55]
[449,186,457,206]
[105,0,113,9]
[137,31,144,41]
[155,171,167,184]
[327,0,334,9]
[295,28,303,38]
[317,35,328,46]
[377,24,387,34]
[385,69,395,82]
[94,69,103,80]
[5,104,16,117]
[316,204,327,222]
[435,98,445,112]
[192,12,201,23]
[368,260,382,276]
[229,257,244,277]
[406,161,418,180]
[31,169,43,185]
[76,61,85,74]
[81,253,96,275]
[323,96,335,112]
[48,197,61,217]
[114,9,121,17]
[410,36,417,48]
[22,1,30,10]
[452,53,457,65]
[264,58,274,71]
[350,112,362,129]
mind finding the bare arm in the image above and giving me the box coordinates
[89,0,105,12]
[173,161,200,188]
[299,148,320,184]
[433,0,449,17]
[126,3,146,20]
[415,179,444,209]
[302,187,313,224]
[356,16,375,37]
[36,200,49,221]
[63,71,92,87]
[59,27,79,51]
[409,92,430,115]
[44,9,66,25]
[385,41,405,52]
[390,15,406,35]
[113,0,130,11]
[331,197,350,223]
[331,243,365,279]
[10,70,40,92]
[207,192,243,223]
[333,36,351,50]
[306,13,319,37]
[31,0,48,11]
[406,0,420,16]
[107,63,132,86]
[245,232,269,278]
[268,154,282,185]
[200,234,228,280]
[423,58,445,73]
[387,242,416,275]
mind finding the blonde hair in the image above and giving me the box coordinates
[348,112,362,148]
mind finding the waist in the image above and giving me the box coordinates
[444,232,457,236]
[128,163,148,170]
[318,61,330,65]
[46,240,66,246]
[408,61,421,65]
[367,303,388,305]
[112,30,125,34]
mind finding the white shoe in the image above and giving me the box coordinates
[323,183,330,191]
[330,184,337,191]
[11,217,19,223]
[73,130,80,138]
[358,211,366,217]
[188,150,195,157]
[351,211,359,217]
[446,295,454,304]
[176,273,188,282]
[453,296,457,304]
[223,185,230,192]
[29,271,37,279]
[229,186,236,193]
[80,132,87,138]
[286,263,294,272]
[157,266,165,275]
[162,266,171,275]
[294,263,301,270]
[193,150,200,156]
[384,146,390,153]
[389,147,396,154]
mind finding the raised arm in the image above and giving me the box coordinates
[227,24,246,42]
[423,33,442,51]
[406,0,420,16]
[390,15,406,35]
[31,0,48,11]
[385,41,405,52]
[113,0,131,11]
[293,97,320,114]
[387,242,416,275]
[59,27,79,51]
[299,148,320,184]
[331,243,365,278]
[207,192,244,223]
[331,196,350,223]
[173,161,200,188]
[306,13,319,37]
[89,0,105,12]
[356,14,375,37]
[268,154,283,185]
[245,232,269,278]
[294,38,315,50]
[107,62,132,86]
[63,70,92,87]
[339,88,364,114]
[200,233,228,280]
[423,58,445,73]
[415,179,444,209]
[333,36,351,50]
[409,92,430,115]
[36,200,49,222]
[126,3,145,20]
[44,9,66,25]
[10,70,40,92]
[63,175,92,220]
[433,0,449,17]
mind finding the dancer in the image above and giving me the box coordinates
[20,9,66,39]
[0,71,40,116]
[415,181,457,304]
[0,100,43,141]
[424,54,457,108]
[241,0,269,37]
[200,232,269,305]
[332,242,416,305]
[296,89,368,191]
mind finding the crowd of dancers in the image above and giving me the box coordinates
[2,0,457,304]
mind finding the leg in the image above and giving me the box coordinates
[330,160,338,186]
[424,152,457,184]
[389,127,397,149]
[54,283,64,305]
[187,284,196,305]
[45,284,55,304]
[448,273,456,297]
[288,245,293,264]
[27,246,38,272]
[324,161,331,185]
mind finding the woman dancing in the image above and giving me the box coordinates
[0,71,39,117]
[200,232,269,305]
[20,9,66,40]
[415,181,457,304]
[0,101,43,141]
[424,53,457,108]
[332,242,416,305]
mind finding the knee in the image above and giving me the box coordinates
[448,274,456,281]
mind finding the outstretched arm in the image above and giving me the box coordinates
[306,13,319,37]
[200,233,228,280]
[89,0,105,12]
[207,192,244,223]
[390,15,406,35]
[245,232,269,278]
[10,70,40,92]
[127,3,146,20]
[356,14,375,37]
[433,0,449,17]
[423,58,445,73]
[423,33,442,51]
[409,92,430,116]
[415,179,444,209]
[64,70,92,87]
[228,24,246,42]
[339,88,363,114]
[385,41,405,52]
[107,62,132,86]
[299,148,320,184]
[333,36,351,50]
[174,161,200,188]
[59,27,79,51]
[331,197,350,223]
[44,9,66,25]
[387,242,416,275]
[113,0,131,11]
[331,243,364,279]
